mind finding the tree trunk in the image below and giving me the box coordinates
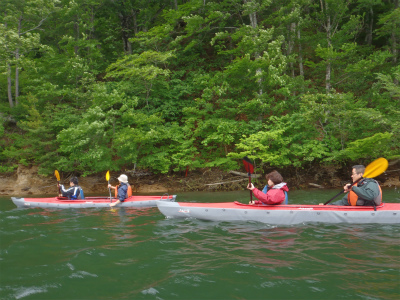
[325,14,332,93]
[393,0,399,84]
[5,15,14,108]
[244,0,262,95]
[297,25,304,77]
[288,22,296,78]
[15,48,20,105]
[366,7,373,46]
[7,62,14,108]
[15,17,22,106]
[119,12,133,54]
[392,0,398,66]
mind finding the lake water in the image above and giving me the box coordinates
[1,189,400,300]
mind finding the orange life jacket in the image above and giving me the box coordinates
[347,183,382,206]
[115,184,132,199]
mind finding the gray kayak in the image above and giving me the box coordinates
[12,195,176,209]
[156,201,400,225]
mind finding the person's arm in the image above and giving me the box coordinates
[60,185,74,198]
[110,185,128,207]
[352,181,379,201]
[247,183,261,204]
[252,188,285,205]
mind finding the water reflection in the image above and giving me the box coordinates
[1,191,400,300]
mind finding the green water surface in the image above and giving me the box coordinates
[1,189,399,299]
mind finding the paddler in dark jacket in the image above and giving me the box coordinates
[59,177,84,200]
[247,170,289,205]
[330,165,382,206]
[108,174,132,207]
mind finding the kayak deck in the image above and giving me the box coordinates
[156,201,400,225]
[12,195,176,208]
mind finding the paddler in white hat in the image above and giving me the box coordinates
[108,174,132,207]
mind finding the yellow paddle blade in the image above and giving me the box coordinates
[54,170,60,181]
[363,157,388,178]
[106,171,110,181]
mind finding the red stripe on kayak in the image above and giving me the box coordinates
[174,202,400,211]
[22,195,175,204]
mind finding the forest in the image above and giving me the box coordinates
[1,0,399,178]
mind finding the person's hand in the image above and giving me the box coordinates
[343,184,352,192]
[110,202,115,207]
[247,183,255,191]
[249,200,255,205]
[108,184,112,189]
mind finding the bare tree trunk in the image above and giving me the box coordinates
[15,49,20,105]
[393,0,399,84]
[244,0,262,95]
[324,1,332,93]
[288,22,296,78]
[15,17,22,106]
[119,11,133,54]
[392,0,398,66]
[7,63,14,108]
[5,15,14,108]
[366,7,373,46]
[297,25,304,77]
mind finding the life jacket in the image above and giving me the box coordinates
[347,179,382,207]
[115,184,132,199]
[70,186,84,200]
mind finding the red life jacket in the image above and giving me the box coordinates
[115,184,132,199]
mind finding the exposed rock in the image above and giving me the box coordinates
[0,164,399,196]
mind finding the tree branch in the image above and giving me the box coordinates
[20,17,48,35]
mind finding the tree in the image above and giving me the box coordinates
[0,0,58,107]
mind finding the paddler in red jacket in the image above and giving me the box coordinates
[247,170,289,205]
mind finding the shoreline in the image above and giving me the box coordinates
[1,164,399,197]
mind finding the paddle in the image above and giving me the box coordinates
[106,171,112,202]
[54,170,61,196]
[243,156,254,202]
[324,157,389,205]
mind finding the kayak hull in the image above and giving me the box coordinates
[156,201,400,225]
[12,195,176,209]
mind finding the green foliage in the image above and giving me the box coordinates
[1,0,399,176]
[332,132,394,161]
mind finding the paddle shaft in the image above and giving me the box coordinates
[243,157,254,203]
[324,177,362,205]
[108,180,112,202]
[248,174,253,202]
